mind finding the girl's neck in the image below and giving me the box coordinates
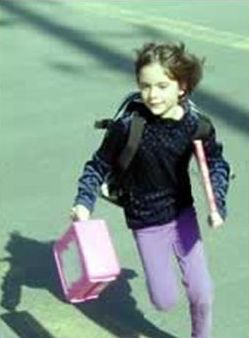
[161,104,184,120]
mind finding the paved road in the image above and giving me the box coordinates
[0,1,248,337]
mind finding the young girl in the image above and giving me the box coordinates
[71,42,230,338]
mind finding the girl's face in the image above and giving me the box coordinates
[138,62,183,118]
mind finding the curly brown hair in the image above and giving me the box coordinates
[135,42,205,94]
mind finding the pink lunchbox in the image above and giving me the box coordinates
[53,219,121,303]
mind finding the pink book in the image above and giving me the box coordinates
[53,219,121,303]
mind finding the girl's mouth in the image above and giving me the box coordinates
[149,101,162,106]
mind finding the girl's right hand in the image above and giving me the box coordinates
[70,204,90,221]
[208,210,223,229]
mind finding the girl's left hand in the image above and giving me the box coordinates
[208,210,224,229]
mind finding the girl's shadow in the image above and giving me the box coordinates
[1,231,177,338]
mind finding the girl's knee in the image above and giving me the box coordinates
[187,275,214,305]
[150,293,178,312]
[189,284,214,308]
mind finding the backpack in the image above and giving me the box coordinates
[95,92,145,206]
[94,93,213,207]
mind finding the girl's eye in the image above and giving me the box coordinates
[158,84,169,89]
[140,84,149,90]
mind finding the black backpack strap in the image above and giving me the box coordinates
[114,91,141,120]
[94,92,142,130]
[118,112,145,171]
[94,118,113,129]
[193,114,213,140]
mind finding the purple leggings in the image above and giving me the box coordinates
[133,207,214,338]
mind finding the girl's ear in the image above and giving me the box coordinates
[179,82,187,97]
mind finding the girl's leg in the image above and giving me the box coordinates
[133,222,179,311]
[174,207,214,338]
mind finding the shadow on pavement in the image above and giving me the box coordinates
[0,232,177,338]
[0,0,133,75]
[194,90,249,137]
[0,0,248,138]
[0,232,64,311]
[76,269,176,338]
[48,60,87,76]
[1,311,56,338]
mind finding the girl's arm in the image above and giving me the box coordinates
[201,124,230,222]
[72,119,128,220]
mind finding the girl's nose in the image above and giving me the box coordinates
[148,87,159,100]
